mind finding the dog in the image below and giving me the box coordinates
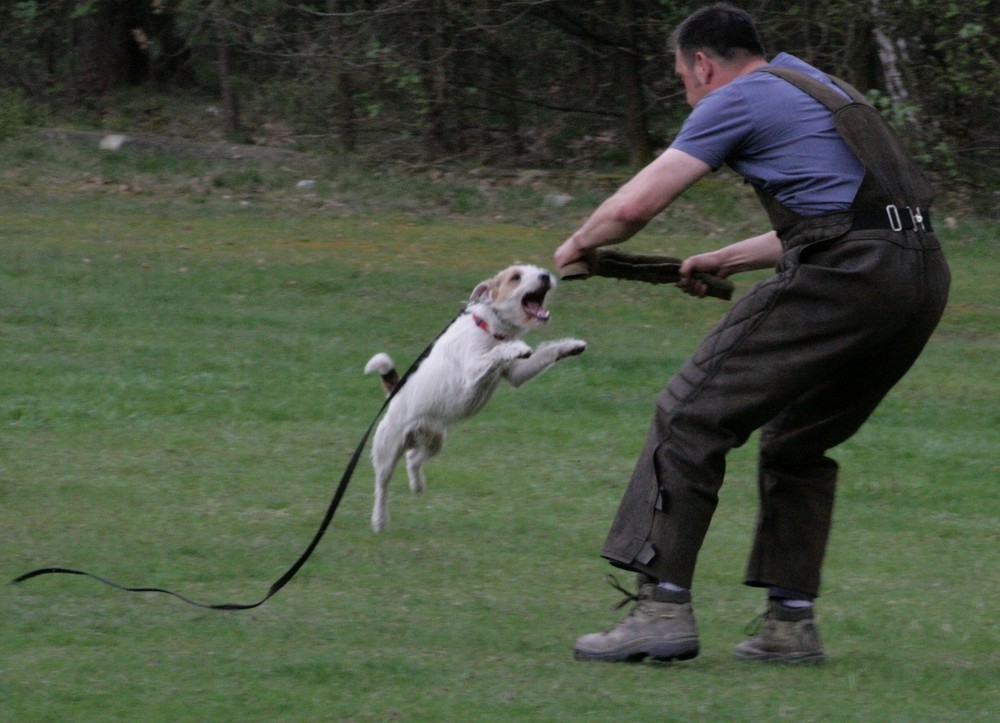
[364,264,586,532]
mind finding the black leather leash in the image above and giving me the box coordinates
[12,309,464,610]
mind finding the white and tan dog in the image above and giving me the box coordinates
[364,264,586,532]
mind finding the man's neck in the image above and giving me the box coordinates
[739,57,769,75]
[728,56,768,81]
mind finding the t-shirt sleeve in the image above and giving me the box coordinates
[670,86,754,171]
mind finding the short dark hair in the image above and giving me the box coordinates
[672,3,766,63]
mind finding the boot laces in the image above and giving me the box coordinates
[605,574,642,610]
[743,610,769,637]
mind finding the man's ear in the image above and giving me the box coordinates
[694,51,712,84]
[469,280,493,304]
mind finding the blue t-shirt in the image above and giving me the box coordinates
[670,53,864,216]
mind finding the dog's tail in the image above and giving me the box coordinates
[364,353,400,395]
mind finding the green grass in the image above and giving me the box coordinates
[1,140,998,721]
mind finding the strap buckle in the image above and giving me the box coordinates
[909,206,927,231]
[886,204,903,232]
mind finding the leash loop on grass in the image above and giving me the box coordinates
[12,309,464,610]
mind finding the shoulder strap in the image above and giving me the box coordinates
[757,66,868,110]
[757,66,935,210]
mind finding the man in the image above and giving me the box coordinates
[555,3,949,665]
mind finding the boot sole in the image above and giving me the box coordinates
[574,638,700,664]
[733,649,826,665]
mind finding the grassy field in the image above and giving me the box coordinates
[1,137,997,721]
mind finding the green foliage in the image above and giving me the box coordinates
[12,1,39,22]
[881,0,1000,191]
[0,88,42,140]
[0,146,997,721]
[0,0,996,192]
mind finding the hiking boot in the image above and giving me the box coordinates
[574,576,699,663]
[734,600,826,665]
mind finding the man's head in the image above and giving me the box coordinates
[672,3,766,107]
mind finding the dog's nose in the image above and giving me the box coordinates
[540,273,551,287]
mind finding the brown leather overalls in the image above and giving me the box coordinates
[599,69,951,596]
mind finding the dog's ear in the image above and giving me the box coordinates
[469,279,494,304]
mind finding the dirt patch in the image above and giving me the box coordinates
[37,128,318,167]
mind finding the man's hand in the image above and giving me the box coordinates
[677,231,784,297]
[678,251,728,298]
[554,237,593,275]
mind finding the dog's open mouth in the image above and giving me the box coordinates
[522,286,551,323]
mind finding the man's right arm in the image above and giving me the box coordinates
[554,149,712,271]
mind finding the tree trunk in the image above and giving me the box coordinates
[329,0,358,152]
[494,51,525,156]
[615,0,655,167]
[337,69,357,152]
[215,18,242,139]
[71,0,149,92]
[869,0,919,127]
[417,4,460,154]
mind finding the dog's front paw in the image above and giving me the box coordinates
[556,339,588,359]
[505,340,533,360]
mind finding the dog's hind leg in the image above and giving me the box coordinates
[405,429,444,495]
[371,428,406,533]
[371,463,395,533]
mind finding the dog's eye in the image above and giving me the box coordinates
[511,273,521,282]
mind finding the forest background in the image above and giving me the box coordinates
[0,0,998,211]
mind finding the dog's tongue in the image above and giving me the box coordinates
[525,301,551,321]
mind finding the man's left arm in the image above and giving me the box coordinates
[677,230,783,297]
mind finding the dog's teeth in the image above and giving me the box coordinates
[523,301,549,321]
